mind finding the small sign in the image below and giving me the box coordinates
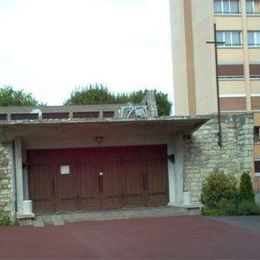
[60,165,70,175]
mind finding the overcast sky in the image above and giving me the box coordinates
[0,0,173,105]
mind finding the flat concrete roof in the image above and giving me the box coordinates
[1,116,209,144]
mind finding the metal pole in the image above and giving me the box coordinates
[213,23,222,147]
[206,23,222,147]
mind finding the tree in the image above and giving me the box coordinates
[239,172,255,203]
[65,84,172,116]
[0,86,38,106]
[65,84,116,105]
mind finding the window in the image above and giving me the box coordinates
[220,97,246,111]
[214,0,240,14]
[248,31,260,47]
[246,0,260,14]
[249,64,260,79]
[251,96,260,109]
[255,160,260,173]
[254,127,260,142]
[217,31,242,47]
[218,64,244,79]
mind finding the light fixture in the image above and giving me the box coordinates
[95,136,104,144]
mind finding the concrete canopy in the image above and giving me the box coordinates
[1,117,209,150]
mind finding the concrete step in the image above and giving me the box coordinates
[51,215,65,226]
[35,206,201,226]
[33,216,45,227]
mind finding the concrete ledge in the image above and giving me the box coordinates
[168,202,203,209]
[17,213,35,219]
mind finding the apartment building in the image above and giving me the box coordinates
[214,0,260,188]
[170,0,260,188]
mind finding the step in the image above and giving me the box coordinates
[51,215,65,226]
[33,216,45,227]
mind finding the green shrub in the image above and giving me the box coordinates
[201,171,238,208]
[239,172,255,203]
[217,198,239,216]
[237,200,260,215]
[0,211,11,226]
[201,171,260,216]
[202,208,222,216]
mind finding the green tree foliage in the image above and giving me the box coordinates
[65,84,116,105]
[0,86,38,106]
[239,172,255,203]
[65,84,172,116]
[201,171,238,209]
[0,211,11,226]
[202,170,260,216]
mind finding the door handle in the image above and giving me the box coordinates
[98,173,103,193]
[52,178,55,195]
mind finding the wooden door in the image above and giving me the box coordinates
[28,145,169,213]
[28,163,55,213]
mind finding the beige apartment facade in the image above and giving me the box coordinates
[170,0,260,189]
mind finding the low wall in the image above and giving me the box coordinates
[184,113,254,204]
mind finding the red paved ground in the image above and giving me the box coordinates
[0,216,260,259]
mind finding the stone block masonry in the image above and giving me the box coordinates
[184,113,254,204]
[0,143,14,217]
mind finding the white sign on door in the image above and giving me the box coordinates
[60,165,70,175]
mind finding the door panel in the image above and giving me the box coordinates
[146,158,168,206]
[55,164,79,212]
[28,164,55,213]
[79,162,100,210]
[122,160,145,207]
[102,160,123,208]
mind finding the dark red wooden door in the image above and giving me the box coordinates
[28,163,55,213]
[28,145,168,213]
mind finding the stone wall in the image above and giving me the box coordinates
[184,113,254,204]
[0,143,13,217]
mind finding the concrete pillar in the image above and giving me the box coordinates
[168,134,184,206]
[22,150,29,200]
[15,138,24,216]
[167,144,175,203]
[15,138,34,219]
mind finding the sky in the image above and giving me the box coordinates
[0,0,173,105]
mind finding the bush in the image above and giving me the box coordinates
[201,171,238,208]
[237,200,260,215]
[217,198,239,216]
[239,172,255,203]
[201,171,260,216]
[203,208,222,216]
[0,211,11,226]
